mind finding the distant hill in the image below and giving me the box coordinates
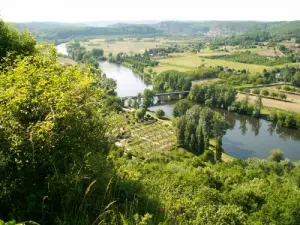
[11,20,300,43]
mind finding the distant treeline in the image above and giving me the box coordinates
[205,51,291,66]
[144,46,183,56]
[153,67,219,92]
[13,21,300,43]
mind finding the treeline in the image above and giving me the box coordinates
[34,25,163,41]
[269,109,300,130]
[153,67,219,92]
[262,66,300,84]
[210,31,271,48]
[176,105,228,160]
[144,46,183,56]
[188,84,237,109]
[205,51,290,66]
[66,41,106,68]
[228,95,263,117]
[108,53,159,74]
[209,21,300,48]
[153,70,192,92]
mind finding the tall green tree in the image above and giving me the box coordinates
[0,20,36,65]
[0,46,117,222]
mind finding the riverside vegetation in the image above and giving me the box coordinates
[2,19,300,225]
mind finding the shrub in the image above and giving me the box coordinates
[279,93,287,100]
[135,107,146,120]
[252,89,260,95]
[270,92,278,98]
[155,109,165,118]
[262,89,269,96]
[283,85,291,91]
[269,149,284,162]
[173,99,193,117]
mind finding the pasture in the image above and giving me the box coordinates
[81,38,162,55]
[80,37,192,56]
[156,53,270,73]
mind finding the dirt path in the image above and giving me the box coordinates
[237,93,300,113]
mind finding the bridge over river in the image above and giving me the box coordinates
[123,91,190,100]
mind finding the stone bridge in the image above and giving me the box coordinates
[123,91,190,101]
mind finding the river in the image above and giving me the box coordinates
[57,44,300,161]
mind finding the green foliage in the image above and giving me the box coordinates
[172,99,193,117]
[262,88,269,96]
[205,51,290,66]
[66,41,100,68]
[144,46,183,57]
[252,89,260,95]
[0,46,118,223]
[188,84,237,109]
[135,108,146,120]
[269,149,284,162]
[291,72,300,87]
[155,109,165,118]
[0,20,36,65]
[119,54,159,74]
[268,109,300,129]
[142,89,155,109]
[176,106,228,156]
[153,70,192,92]
[91,48,104,59]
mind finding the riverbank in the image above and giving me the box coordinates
[121,108,235,162]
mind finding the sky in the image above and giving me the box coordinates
[1,0,300,23]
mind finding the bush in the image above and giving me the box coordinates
[252,89,260,95]
[155,109,165,118]
[262,89,269,96]
[291,72,300,87]
[279,93,287,100]
[269,149,284,162]
[270,92,278,98]
[173,99,193,117]
[135,107,146,120]
[283,85,291,91]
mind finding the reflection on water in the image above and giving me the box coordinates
[99,61,152,97]
[219,110,300,160]
[149,104,300,161]
[55,43,300,161]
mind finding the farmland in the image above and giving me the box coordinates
[155,52,270,73]
[80,37,192,56]
[237,93,300,113]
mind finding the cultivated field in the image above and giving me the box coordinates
[124,118,177,154]
[237,93,300,113]
[81,38,162,55]
[153,63,190,73]
[255,49,284,56]
[156,53,270,73]
[192,78,221,86]
[80,38,193,56]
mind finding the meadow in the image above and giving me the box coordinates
[155,52,271,73]
[80,37,192,56]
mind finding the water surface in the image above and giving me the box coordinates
[56,44,300,161]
